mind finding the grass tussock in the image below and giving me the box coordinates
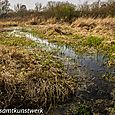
[0,45,77,109]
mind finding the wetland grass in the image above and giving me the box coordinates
[27,23,114,66]
[0,46,77,109]
[0,32,77,110]
[24,21,114,83]
[0,17,114,114]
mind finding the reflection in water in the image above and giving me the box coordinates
[10,29,114,77]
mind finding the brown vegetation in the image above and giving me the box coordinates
[0,0,114,114]
[0,0,115,22]
[0,45,77,109]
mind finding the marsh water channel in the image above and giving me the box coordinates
[2,27,115,114]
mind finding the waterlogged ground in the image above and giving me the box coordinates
[0,26,115,114]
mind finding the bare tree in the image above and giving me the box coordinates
[0,0,10,17]
[14,3,27,12]
[35,2,42,12]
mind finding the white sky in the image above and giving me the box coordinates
[9,0,107,9]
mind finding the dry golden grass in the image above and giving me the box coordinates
[0,21,18,27]
[72,17,115,27]
[1,17,114,37]
[25,17,115,39]
[71,17,115,37]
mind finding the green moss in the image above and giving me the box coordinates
[86,36,103,48]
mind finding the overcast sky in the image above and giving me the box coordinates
[9,0,107,9]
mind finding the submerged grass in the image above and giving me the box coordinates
[0,45,77,110]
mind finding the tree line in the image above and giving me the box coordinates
[0,0,115,21]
